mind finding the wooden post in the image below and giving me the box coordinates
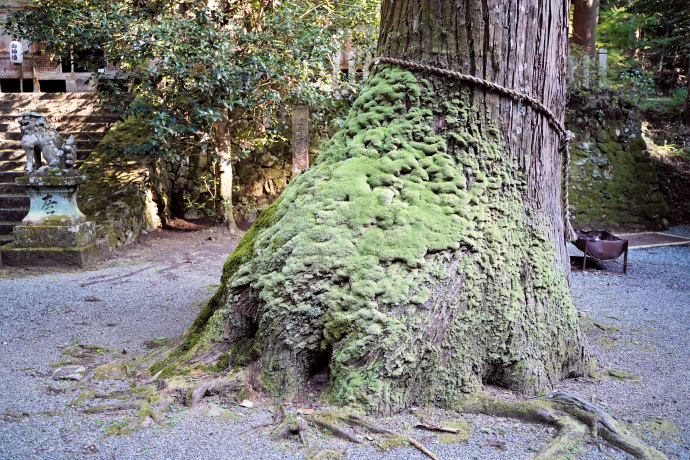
[291,105,309,177]
[623,240,628,274]
[32,62,39,93]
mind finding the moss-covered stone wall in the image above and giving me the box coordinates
[79,117,213,246]
[233,142,292,224]
[79,119,162,247]
[567,91,668,231]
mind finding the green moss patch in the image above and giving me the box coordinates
[438,419,473,444]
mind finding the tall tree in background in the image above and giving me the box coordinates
[180,0,589,413]
[573,0,599,55]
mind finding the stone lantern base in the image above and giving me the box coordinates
[1,170,109,268]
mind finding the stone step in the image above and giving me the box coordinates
[77,149,93,160]
[0,110,108,121]
[0,97,101,107]
[0,221,18,235]
[0,234,13,245]
[0,160,24,171]
[0,93,95,101]
[0,131,106,141]
[0,152,93,167]
[0,114,118,125]
[0,194,29,208]
[0,171,23,182]
[0,183,24,194]
[0,139,99,150]
[0,150,24,161]
[0,122,112,133]
[0,208,27,221]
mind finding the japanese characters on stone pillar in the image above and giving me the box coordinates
[291,106,309,178]
[332,50,342,86]
[598,48,608,86]
[348,51,356,82]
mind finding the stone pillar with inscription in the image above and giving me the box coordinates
[291,106,310,177]
[1,170,108,268]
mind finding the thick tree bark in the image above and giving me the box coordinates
[186,0,589,414]
[572,0,598,55]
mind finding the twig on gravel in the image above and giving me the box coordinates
[406,437,441,460]
[415,422,462,433]
[341,414,439,460]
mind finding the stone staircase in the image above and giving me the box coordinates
[0,93,116,245]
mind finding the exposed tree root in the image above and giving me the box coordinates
[540,392,666,460]
[260,392,666,460]
[460,392,667,460]
[83,401,140,414]
[268,410,439,459]
[75,350,666,459]
[184,377,242,407]
[534,415,586,460]
[308,416,364,444]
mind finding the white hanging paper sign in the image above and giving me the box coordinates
[9,41,23,65]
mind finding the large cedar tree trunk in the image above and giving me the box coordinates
[186,0,589,414]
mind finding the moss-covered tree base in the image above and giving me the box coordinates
[167,64,590,414]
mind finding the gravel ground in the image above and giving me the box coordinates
[0,226,687,460]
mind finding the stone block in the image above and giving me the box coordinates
[0,239,109,269]
[13,221,96,248]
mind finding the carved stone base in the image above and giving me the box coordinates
[13,221,97,248]
[0,170,109,268]
[1,239,109,268]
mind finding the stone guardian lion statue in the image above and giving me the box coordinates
[19,112,77,172]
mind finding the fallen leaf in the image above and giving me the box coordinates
[299,408,315,415]
[189,370,203,376]
[84,296,102,302]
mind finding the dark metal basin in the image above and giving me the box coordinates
[573,230,627,260]
[573,229,629,274]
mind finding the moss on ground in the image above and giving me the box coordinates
[438,419,473,444]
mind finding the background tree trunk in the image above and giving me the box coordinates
[214,119,240,232]
[683,54,690,126]
[572,0,599,55]
[186,0,589,414]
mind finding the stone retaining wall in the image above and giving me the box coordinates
[566,91,668,231]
